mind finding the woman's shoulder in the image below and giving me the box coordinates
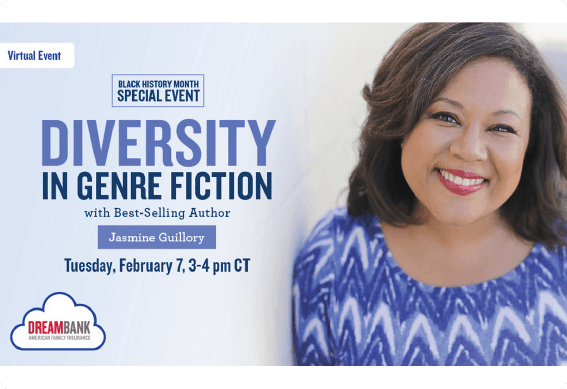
[297,207,382,253]
[294,207,385,282]
[549,244,567,260]
[526,243,567,289]
[529,242,567,276]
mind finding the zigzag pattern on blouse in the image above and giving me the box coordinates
[293,208,567,365]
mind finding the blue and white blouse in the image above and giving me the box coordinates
[292,208,567,365]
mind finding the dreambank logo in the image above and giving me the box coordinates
[11,292,106,350]
[28,320,91,335]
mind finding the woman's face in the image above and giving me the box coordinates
[401,58,532,227]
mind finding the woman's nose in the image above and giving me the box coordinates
[449,124,488,162]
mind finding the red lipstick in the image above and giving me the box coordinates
[436,170,486,196]
[443,169,485,180]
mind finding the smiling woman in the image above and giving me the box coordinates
[293,23,567,366]
[392,58,535,287]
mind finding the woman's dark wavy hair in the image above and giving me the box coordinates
[347,23,567,247]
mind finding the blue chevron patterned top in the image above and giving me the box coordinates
[292,207,567,365]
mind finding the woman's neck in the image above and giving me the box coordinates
[381,210,535,287]
[413,208,510,248]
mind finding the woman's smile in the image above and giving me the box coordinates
[401,57,532,226]
[436,168,486,196]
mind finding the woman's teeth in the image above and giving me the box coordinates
[439,169,485,186]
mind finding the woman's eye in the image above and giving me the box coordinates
[431,112,458,124]
[490,125,517,134]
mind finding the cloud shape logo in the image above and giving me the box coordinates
[11,292,106,350]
